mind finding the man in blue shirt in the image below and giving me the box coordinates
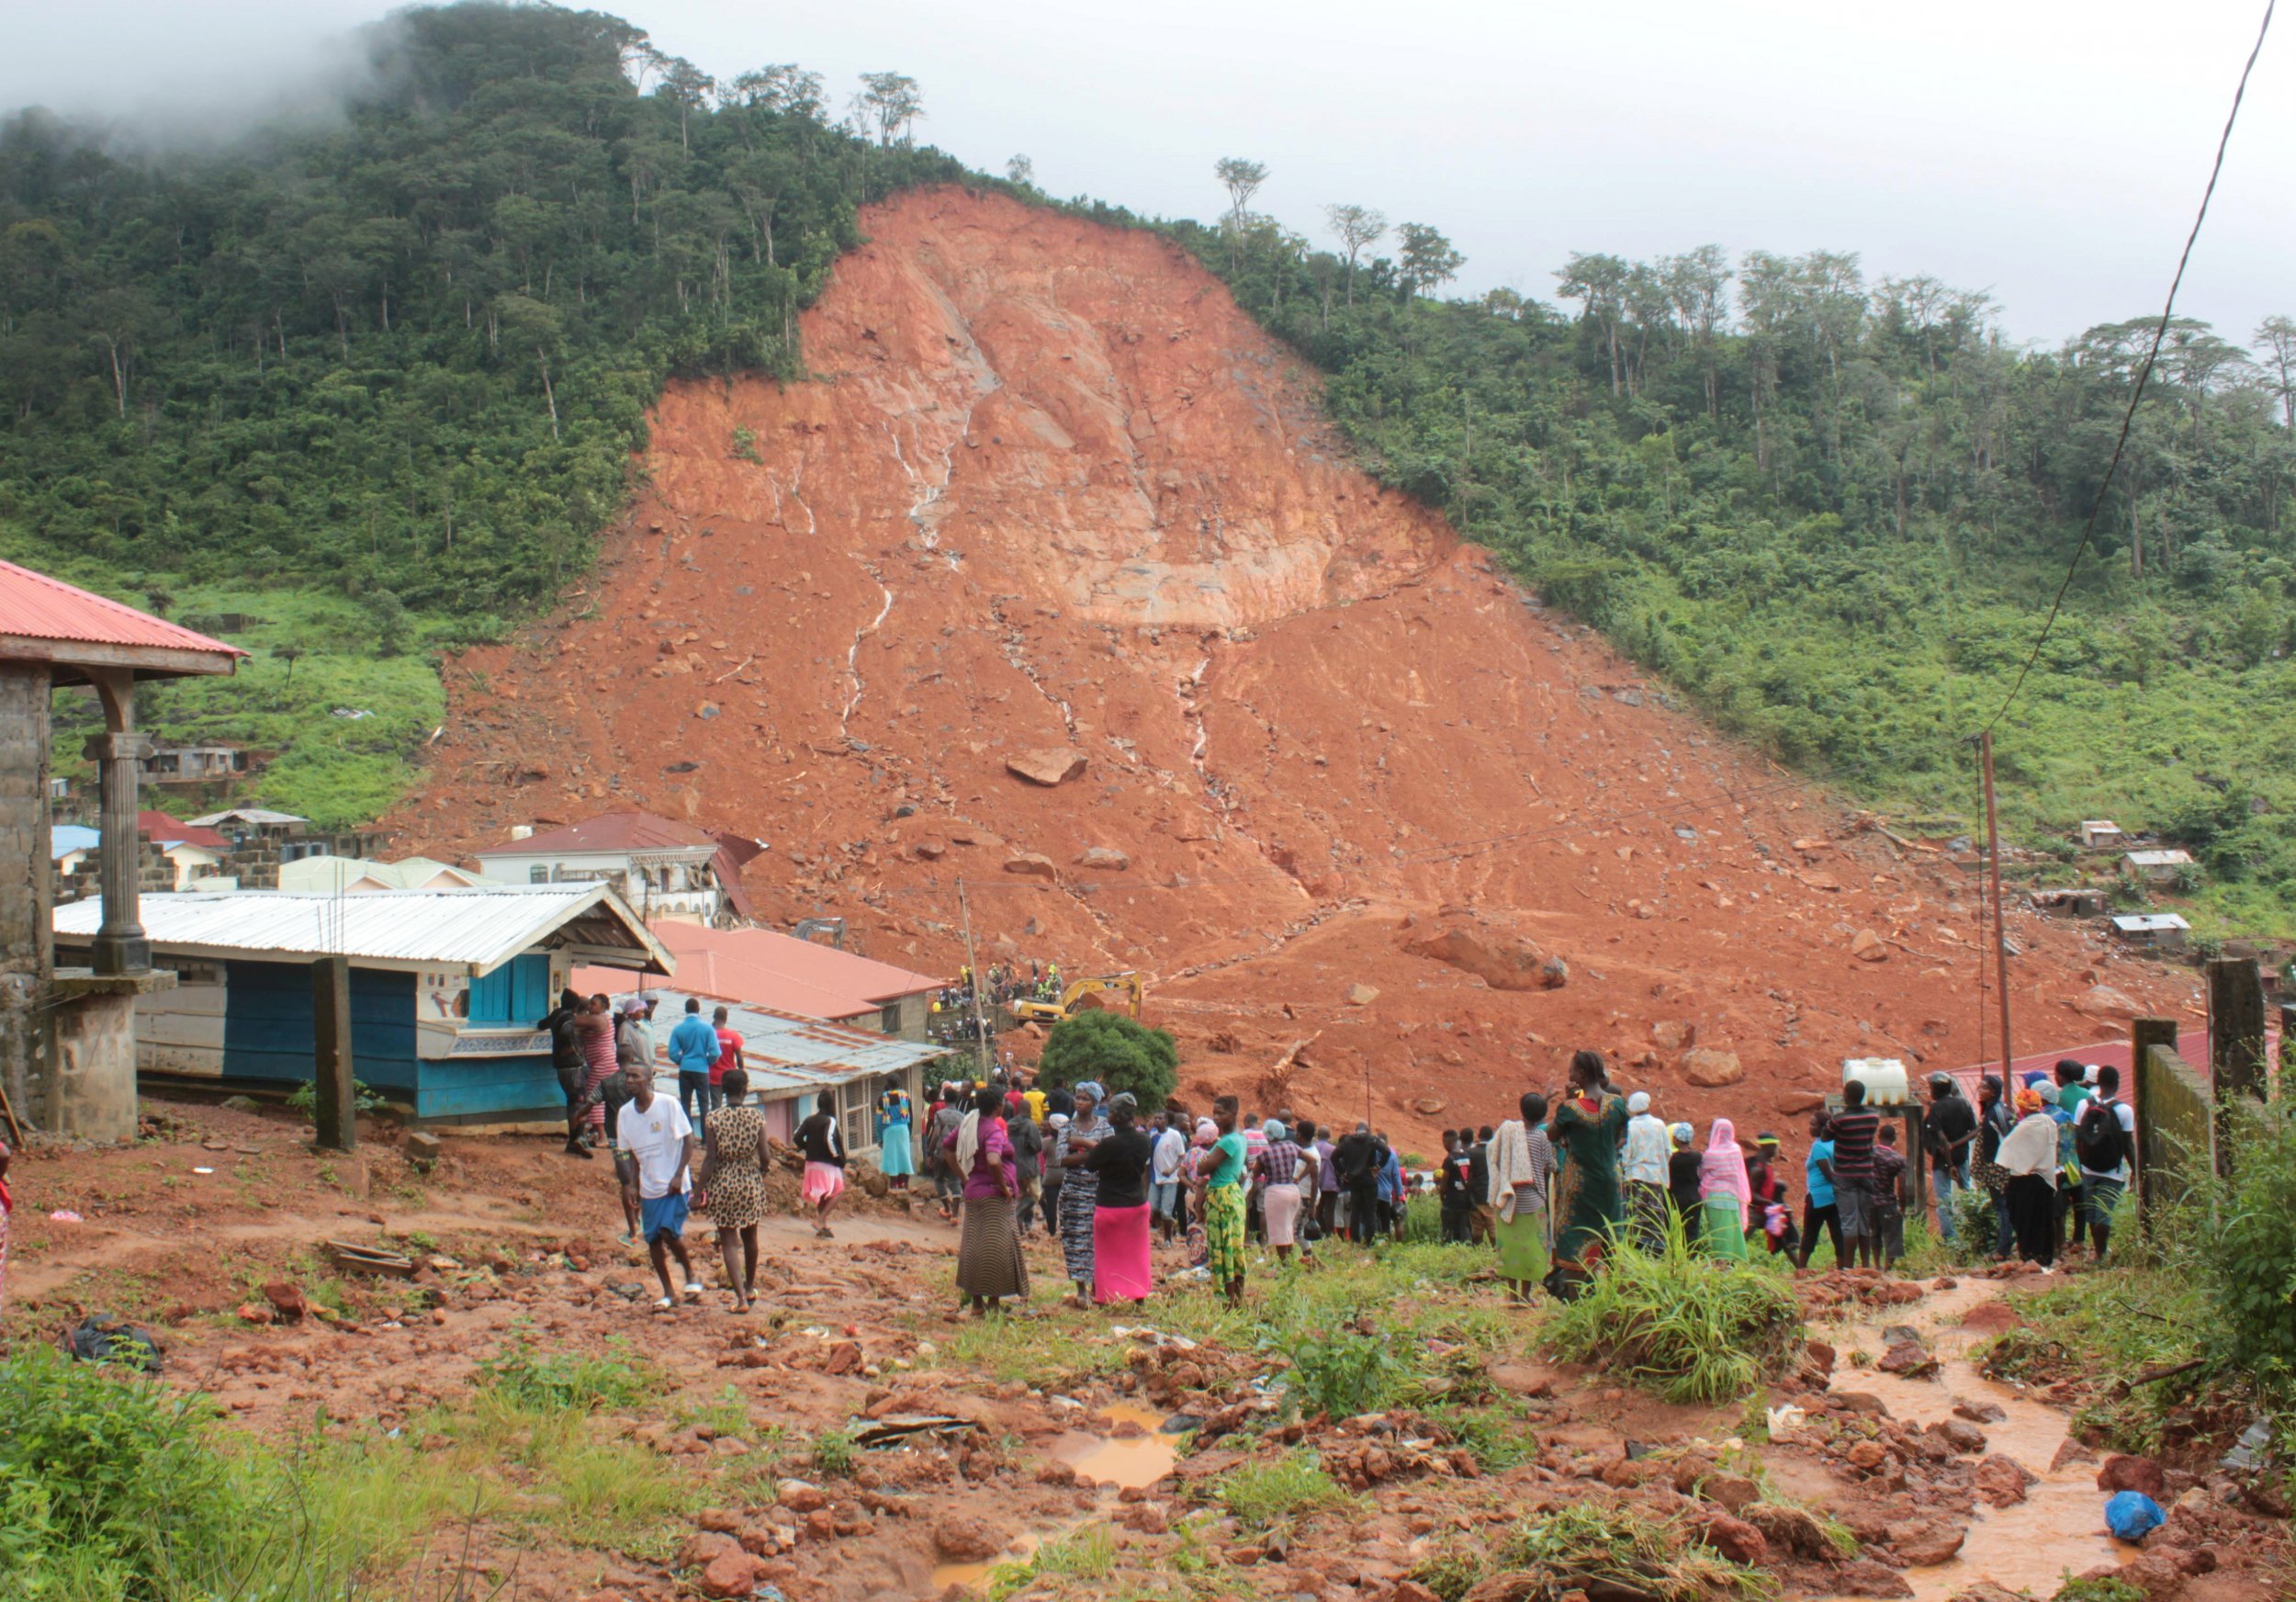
[1376,1134,1405,1239]
[665,997,722,1124]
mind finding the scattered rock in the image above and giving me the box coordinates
[1932,1420,1987,1454]
[1850,929,1889,962]
[1400,918,1560,991]
[1946,1586,2032,1602]
[696,1550,762,1599]
[220,1095,261,1112]
[695,1508,741,1534]
[1832,1391,1888,1416]
[1386,1583,1445,1602]
[2050,1438,2100,1472]
[1001,852,1058,880]
[1951,1400,2007,1425]
[1975,1454,2035,1507]
[1075,846,1130,871]
[2084,1555,2184,1602]
[234,1302,275,1326]
[1700,1473,1760,1513]
[931,1514,1010,1563]
[1649,1020,1696,1050]
[2071,985,2144,1021]
[1805,1339,1837,1374]
[1877,1341,1938,1379]
[776,1480,827,1514]
[1829,1558,1917,1598]
[260,1281,307,1322]
[1891,1518,1969,1566]
[1847,1441,1890,1472]
[1694,1514,1768,1567]
[1745,1502,1834,1560]
[1780,1090,1828,1115]
[404,1131,444,1167]
[1680,1048,1744,1088]
[678,1531,738,1567]
[1346,984,1379,1006]
[1006,747,1088,786]
[2099,1454,2168,1503]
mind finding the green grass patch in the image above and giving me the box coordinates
[472,1333,650,1413]
[1212,1450,1358,1530]
[1543,1224,1804,1404]
[1495,1503,1777,1602]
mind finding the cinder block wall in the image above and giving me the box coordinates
[0,662,52,1119]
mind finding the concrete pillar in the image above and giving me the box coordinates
[83,668,152,976]
[45,984,141,1141]
[2206,956,2268,1104]
[0,661,51,1126]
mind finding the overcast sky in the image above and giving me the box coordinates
[6,0,2290,348]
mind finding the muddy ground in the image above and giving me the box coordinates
[4,1103,2286,1602]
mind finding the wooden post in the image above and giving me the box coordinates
[2130,1015,2178,1228]
[955,879,989,1080]
[312,956,355,1151]
[1978,730,2013,1077]
[2207,957,2268,1105]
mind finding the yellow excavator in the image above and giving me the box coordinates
[1011,972,1145,1024]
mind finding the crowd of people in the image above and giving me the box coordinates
[533,990,2142,1313]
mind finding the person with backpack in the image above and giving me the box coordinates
[2074,1065,2136,1262]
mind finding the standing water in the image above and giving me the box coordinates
[1811,1278,2134,1601]
[928,1403,1177,1595]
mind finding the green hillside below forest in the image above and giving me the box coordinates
[3,2,2292,933]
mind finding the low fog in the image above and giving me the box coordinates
[5,0,2290,346]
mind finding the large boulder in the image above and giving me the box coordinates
[1006,747,1088,786]
[1401,916,1564,991]
[1002,852,1058,881]
[1075,846,1130,871]
[1681,1048,1744,1088]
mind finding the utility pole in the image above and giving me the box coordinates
[1978,730,2013,1077]
[955,878,990,1079]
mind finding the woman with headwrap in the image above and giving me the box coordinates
[1194,1096,1250,1307]
[1697,1119,1752,1261]
[1998,1084,2060,1269]
[1489,1092,1556,1301]
[1052,1082,1111,1307]
[945,1084,1028,1312]
[1083,1092,1155,1304]
[1666,1123,1704,1245]
[1546,1051,1629,1287]
[1620,1090,1671,1252]
[1251,1119,1307,1264]
[876,1084,914,1191]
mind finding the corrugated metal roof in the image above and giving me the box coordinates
[0,559,246,660]
[51,825,100,860]
[2123,850,2193,866]
[635,922,945,1019]
[186,808,309,827]
[576,973,952,1093]
[476,810,716,857]
[2111,914,2190,932]
[56,885,672,975]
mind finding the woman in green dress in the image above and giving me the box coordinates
[1545,1051,1628,1287]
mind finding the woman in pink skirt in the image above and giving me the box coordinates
[795,1091,847,1237]
[1081,1093,1155,1306]
[0,1136,13,1314]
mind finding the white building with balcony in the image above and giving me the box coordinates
[473,811,751,924]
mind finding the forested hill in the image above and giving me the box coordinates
[1136,209,2296,931]
[3,0,2293,931]
[0,1,967,623]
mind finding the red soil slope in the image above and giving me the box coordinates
[387,187,2195,1145]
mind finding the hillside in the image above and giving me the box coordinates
[388,188,2197,1145]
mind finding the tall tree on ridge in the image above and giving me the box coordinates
[1324,203,1386,308]
[1215,157,1267,273]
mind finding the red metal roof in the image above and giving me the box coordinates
[0,560,245,660]
[578,922,946,1021]
[138,810,231,851]
[476,810,717,856]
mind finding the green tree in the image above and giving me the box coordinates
[1396,222,1463,301]
[1036,1012,1180,1110]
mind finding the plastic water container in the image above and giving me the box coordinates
[1842,1057,1910,1105]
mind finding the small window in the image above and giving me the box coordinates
[530,864,550,885]
[879,1003,901,1035]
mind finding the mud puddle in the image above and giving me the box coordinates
[929,1403,1177,1596]
[1813,1278,2129,1601]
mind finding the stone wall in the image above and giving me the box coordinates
[2136,1041,2214,1221]
[0,661,51,1121]
[45,987,141,1142]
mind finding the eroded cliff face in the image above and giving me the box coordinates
[388,187,2192,1140]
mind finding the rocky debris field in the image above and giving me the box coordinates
[385,186,2198,1153]
[4,1104,2288,1602]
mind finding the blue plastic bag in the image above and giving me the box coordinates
[2105,1490,2166,1542]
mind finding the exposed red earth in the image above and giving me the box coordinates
[386,186,2197,1150]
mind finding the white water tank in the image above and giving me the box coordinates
[1842,1057,1910,1106]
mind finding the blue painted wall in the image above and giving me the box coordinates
[218,958,558,1123]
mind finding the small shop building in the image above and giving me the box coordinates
[54,884,670,1124]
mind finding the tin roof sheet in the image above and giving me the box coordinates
[0,559,245,660]
[56,885,671,975]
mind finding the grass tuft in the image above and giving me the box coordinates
[1542,1221,1804,1404]
[1213,1450,1358,1530]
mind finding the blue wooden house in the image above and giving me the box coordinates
[54,885,670,1125]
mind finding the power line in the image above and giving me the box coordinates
[1982,0,2275,734]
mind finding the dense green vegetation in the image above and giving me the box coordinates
[1137,197,2296,927]
[0,2,973,826]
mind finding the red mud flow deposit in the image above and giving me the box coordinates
[388,187,2195,1147]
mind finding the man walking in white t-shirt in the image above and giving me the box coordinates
[614,1066,703,1309]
